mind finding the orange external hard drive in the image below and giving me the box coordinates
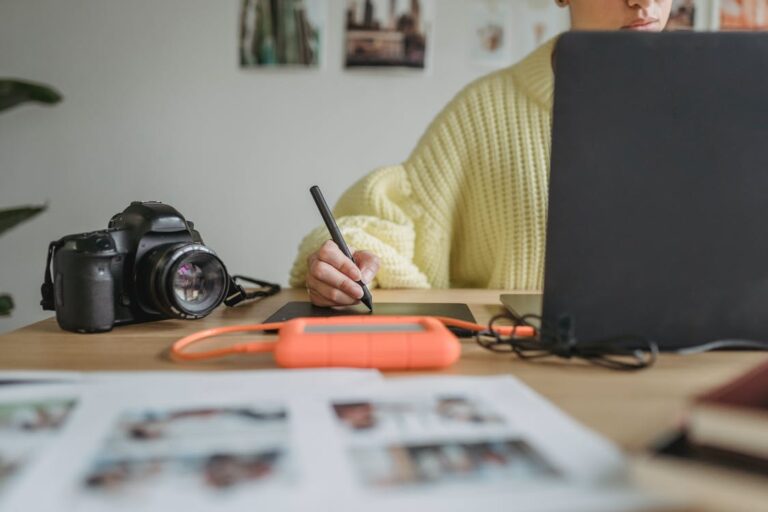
[273,316,461,370]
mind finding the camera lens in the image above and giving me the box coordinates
[172,262,207,304]
[140,243,228,319]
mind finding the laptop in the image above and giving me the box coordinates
[542,32,768,351]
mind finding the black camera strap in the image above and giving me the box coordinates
[40,240,61,311]
[225,275,281,307]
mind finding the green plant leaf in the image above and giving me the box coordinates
[0,294,13,316]
[0,79,63,112]
[0,205,47,237]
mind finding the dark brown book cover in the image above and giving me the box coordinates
[695,358,768,410]
[689,358,768,460]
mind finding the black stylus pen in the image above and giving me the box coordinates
[310,185,373,311]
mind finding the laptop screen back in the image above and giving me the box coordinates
[543,32,768,350]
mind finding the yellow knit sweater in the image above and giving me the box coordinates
[290,38,556,291]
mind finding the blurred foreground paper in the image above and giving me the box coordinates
[0,371,84,385]
[0,384,82,501]
[4,374,660,512]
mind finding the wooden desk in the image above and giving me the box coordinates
[0,289,765,455]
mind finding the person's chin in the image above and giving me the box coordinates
[621,21,662,32]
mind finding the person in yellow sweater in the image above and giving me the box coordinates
[291,0,674,307]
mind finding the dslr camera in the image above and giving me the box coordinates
[41,201,278,333]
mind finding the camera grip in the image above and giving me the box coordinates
[54,251,116,333]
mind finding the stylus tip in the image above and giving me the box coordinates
[361,289,373,312]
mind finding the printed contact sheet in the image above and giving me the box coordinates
[0,373,656,512]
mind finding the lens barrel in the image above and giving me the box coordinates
[140,243,228,319]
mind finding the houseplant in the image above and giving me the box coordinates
[0,79,62,316]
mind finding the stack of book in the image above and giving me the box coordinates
[632,358,768,512]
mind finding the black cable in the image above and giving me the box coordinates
[475,308,659,371]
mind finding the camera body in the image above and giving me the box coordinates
[44,202,230,333]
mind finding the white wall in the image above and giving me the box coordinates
[0,0,568,333]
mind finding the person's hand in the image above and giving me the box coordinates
[306,240,380,307]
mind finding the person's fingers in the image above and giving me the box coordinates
[307,276,361,306]
[307,258,363,302]
[304,242,380,307]
[307,288,334,307]
[316,240,362,281]
[354,251,381,285]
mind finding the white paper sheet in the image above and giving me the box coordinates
[0,371,84,385]
[0,370,382,512]
[298,376,655,512]
[0,383,84,506]
[2,374,660,512]
[0,368,381,386]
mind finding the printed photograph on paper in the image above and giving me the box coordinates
[344,0,432,69]
[350,438,560,488]
[239,0,325,67]
[0,398,76,494]
[82,405,294,498]
[332,395,505,434]
[469,0,513,67]
[515,0,570,55]
[721,0,768,29]
[666,0,697,30]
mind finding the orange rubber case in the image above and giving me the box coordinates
[273,316,461,370]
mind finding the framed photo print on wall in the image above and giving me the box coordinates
[344,0,433,70]
[239,0,326,68]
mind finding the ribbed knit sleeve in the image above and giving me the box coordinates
[289,163,433,289]
[289,38,556,291]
